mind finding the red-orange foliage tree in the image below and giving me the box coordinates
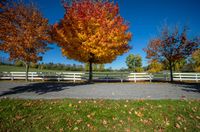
[53,0,131,82]
[0,1,51,81]
[144,25,199,82]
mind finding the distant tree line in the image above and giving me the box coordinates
[14,61,84,71]
[0,58,109,71]
[14,61,107,71]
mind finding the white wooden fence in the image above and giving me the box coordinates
[173,73,200,82]
[128,73,152,82]
[0,72,84,83]
[0,72,199,82]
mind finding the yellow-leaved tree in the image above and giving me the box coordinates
[52,0,132,81]
[148,60,163,73]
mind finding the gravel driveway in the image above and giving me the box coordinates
[0,81,199,99]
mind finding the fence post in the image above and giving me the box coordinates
[42,73,45,81]
[31,72,34,81]
[150,73,152,82]
[196,73,198,83]
[120,73,123,83]
[166,72,168,81]
[11,72,14,81]
[57,73,60,82]
[73,73,75,83]
[179,73,182,82]
[164,72,167,81]
[134,73,136,83]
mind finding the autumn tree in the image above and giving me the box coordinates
[147,59,163,73]
[162,58,186,72]
[144,25,199,82]
[52,0,131,82]
[191,49,200,72]
[0,1,51,81]
[126,54,143,72]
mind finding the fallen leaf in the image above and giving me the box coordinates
[135,111,143,117]
[87,124,90,127]
[112,117,117,121]
[76,119,82,124]
[15,115,23,120]
[87,114,91,118]
[73,127,78,131]
[125,128,131,132]
[164,117,170,126]
[196,116,200,119]
[158,105,162,108]
[59,128,64,132]
[175,123,180,129]
[103,120,107,125]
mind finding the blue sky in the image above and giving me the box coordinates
[1,0,200,69]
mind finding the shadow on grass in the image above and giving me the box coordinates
[0,81,92,96]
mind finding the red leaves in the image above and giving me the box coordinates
[144,25,199,63]
[53,0,132,63]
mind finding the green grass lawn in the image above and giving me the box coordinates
[0,99,199,131]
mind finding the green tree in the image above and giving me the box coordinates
[126,54,142,72]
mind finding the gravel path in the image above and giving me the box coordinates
[0,81,199,99]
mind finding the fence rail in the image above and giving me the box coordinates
[0,72,199,82]
[173,73,200,82]
[128,73,152,82]
[0,72,85,83]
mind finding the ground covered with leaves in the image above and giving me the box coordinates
[0,99,199,131]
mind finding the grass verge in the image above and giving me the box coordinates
[0,99,200,131]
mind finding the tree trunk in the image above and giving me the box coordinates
[25,62,29,82]
[89,61,93,83]
[169,60,173,82]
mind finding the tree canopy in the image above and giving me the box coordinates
[144,25,199,81]
[52,0,131,81]
[191,49,200,72]
[0,0,51,81]
[126,54,143,72]
[147,59,163,73]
